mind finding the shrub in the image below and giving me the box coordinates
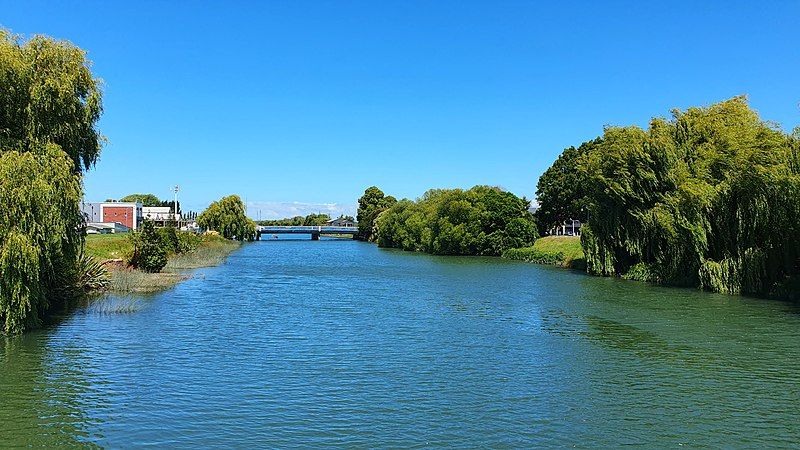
[129,220,167,273]
[502,247,565,266]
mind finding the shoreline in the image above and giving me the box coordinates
[86,233,242,295]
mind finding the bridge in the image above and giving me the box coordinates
[255,225,358,240]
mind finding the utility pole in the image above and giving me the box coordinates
[172,185,180,224]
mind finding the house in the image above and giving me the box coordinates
[81,201,143,230]
[326,216,356,227]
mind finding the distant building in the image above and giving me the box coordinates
[549,219,582,237]
[143,206,179,222]
[326,216,356,227]
[86,222,131,234]
[81,201,143,230]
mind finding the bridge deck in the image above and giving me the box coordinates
[256,226,358,234]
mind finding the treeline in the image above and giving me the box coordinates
[357,186,537,256]
[120,193,181,213]
[536,97,800,299]
[0,31,104,334]
[258,213,332,227]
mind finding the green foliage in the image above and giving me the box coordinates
[502,236,586,269]
[129,221,168,273]
[158,227,200,255]
[0,30,103,173]
[356,186,397,241]
[258,213,330,226]
[374,185,538,256]
[0,31,104,334]
[197,195,256,241]
[502,247,565,265]
[535,139,598,232]
[76,253,109,291]
[548,96,800,298]
[120,193,160,206]
[0,145,84,334]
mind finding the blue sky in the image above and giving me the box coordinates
[3,1,799,218]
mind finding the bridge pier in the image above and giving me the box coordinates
[311,232,320,241]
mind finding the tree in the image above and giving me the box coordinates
[197,195,256,241]
[356,186,396,241]
[570,96,800,298]
[0,30,103,173]
[121,193,161,206]
[373,185,538,256]
[129,220,167,273]
[0,31,104,334]
[534,139,598,234]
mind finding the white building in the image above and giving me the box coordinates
[143,206,180,222]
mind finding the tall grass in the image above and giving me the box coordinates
[108,269,187,293]
[86,295,143,315]
[164,238,240,270]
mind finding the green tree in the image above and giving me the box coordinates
[569,96,800,298]
[129,220,167,273]
[197,195,256,241]
[0,30,103,172]
[373,185,537,256]
[120,193,161,207]
[0,31,104,334]
[534,139,598,233]
[356,186,396,241]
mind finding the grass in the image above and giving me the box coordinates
[86,232,242,294]
[503,235,586,270]
[164,236,240,270]
[84,233,132,261]
[107,269,189,293]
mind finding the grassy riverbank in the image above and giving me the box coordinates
[502,236,586,270]
[85,233,241,294]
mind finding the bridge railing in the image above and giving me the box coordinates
[256,226,358,233]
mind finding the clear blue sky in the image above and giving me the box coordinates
[3,1,799,218]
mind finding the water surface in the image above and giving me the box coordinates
[2,239,799,447]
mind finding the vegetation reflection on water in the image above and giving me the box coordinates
[1,239,799,447]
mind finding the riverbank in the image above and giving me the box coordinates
[85,233,241,294]
[502,236,586,270]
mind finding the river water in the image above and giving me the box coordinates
[2,239,799,447]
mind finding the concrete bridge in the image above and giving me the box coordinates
[255,225,358,240]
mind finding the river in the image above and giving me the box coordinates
[2,239,799,447]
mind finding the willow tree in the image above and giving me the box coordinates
[0,31,103,334]
[197,195,256,241]
[575,97,799,298]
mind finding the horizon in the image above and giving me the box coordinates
[2,1,799,218]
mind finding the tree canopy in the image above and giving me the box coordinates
[258,213,330,227]
[356,186,396,241]
[120,193,161,207]
[543,96,800,298]
[0,30,103,173]
[197,195,256,241]
[374,185,538,256]
[0,31,103,334]
[534,139,598,233]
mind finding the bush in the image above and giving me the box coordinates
[158,227,180,254]
[502,247,565,265]
[129,220,167,273]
